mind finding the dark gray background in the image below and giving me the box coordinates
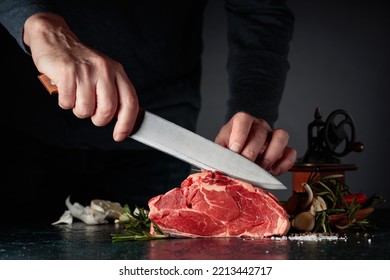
[198,0,390,203]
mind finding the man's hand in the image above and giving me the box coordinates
[215,112,297,176]
[23,13,138,142]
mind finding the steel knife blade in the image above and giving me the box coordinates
[38,74,286,190]
[131,109,286,190]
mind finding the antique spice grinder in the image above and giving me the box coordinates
[290,107,364,192]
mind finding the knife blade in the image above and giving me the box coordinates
[131,109,286,189]
[38,74,286,190]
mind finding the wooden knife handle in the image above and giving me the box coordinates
[38,74,58,94]
[37,73,145,135]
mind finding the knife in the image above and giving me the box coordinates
[38,74,286,190]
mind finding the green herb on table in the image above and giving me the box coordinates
[111,205,169,242]
[306,171,378,233]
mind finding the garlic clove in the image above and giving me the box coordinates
[309,196,327,216]
[52,210,73,225]
[291,211,315,231]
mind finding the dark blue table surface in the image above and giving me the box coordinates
[1,208,389,260]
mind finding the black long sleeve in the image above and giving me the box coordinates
[0,0,58,51]
[225,0,294,127]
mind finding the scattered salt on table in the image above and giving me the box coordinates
[271,233,347,242]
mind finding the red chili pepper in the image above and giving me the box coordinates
[343,193,367,206]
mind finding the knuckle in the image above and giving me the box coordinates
[93,107,116,126]
[253,118,272,131]
[92,55,111,68]
[91,118,107,127]
[272,128,289,142]
[73,102,95,119]
[122,95,138,107]
[273,128,289,137]
[57,89,76,109]
[73,109,92,119]
[58,100,73,110]
[242,148,257,161]
[233,111,251,122]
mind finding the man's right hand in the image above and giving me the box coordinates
[23,12,139,142]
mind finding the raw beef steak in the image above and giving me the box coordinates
[148,170,290,238]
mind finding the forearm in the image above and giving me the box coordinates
[225,0,294,127]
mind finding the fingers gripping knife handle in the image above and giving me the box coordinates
[37,73,145,135]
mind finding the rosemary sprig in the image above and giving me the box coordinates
[111,205,169,242]
[305,170,374,233]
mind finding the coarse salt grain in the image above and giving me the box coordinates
[272,233,347,242]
